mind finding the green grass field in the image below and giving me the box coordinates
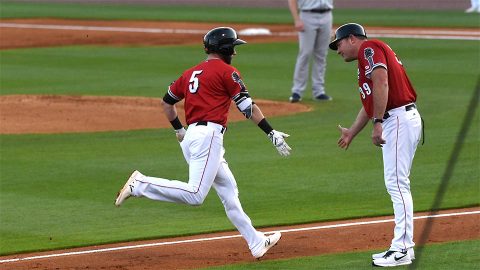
[0,2,479,269]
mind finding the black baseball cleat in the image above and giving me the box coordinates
[313,94,332,101]
[289,93,302,103]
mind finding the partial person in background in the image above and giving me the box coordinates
[115,27,289,259]
[330,23,423,267]
[288,0,333,103]
[465,0,480,13]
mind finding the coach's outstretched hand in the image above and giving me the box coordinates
[268,130,291,156]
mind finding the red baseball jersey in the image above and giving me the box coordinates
[357,40,417,118]
[167,59,246,127]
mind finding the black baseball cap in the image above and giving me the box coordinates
[329,23,367,50]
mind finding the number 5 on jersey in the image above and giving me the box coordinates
[189,70,203,93]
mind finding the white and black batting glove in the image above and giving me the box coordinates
[175,127,186,142]
[268,130,291,156]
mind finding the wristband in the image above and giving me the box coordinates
[372,118,384,125]
[258,118,273,134]
[170,117,183,130]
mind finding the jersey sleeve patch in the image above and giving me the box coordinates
[364,47,387,79]
[231,71,253,119]
[231,71,247,92]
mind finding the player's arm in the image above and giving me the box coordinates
[370,67,388,147]
[162,87,186,142]
[337,107,369,150]
[287,0,304,31]
[371,67,388,122]
[234,97,292,156]
[230,71,290,156]
[233,89,292,156]
[161,99,177,122]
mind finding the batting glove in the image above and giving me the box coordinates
[175,127,186,142]
[268,130,291,156]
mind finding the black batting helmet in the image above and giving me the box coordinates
[329,23,367,50]
[203,27,246,56]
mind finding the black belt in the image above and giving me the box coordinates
[302,8,332,13]
[196,121,226,134]
[383,104,416,120]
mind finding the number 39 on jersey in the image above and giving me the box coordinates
[359,82,372,99]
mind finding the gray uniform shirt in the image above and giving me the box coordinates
[297,0,333,10]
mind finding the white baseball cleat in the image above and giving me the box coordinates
[372,248,415,260]
[372,250,412,267]
[114,170,141,207]
[252,232,282,259]
[465,7,477,13]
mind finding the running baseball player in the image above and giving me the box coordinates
[115,27,289,259]
[329,23,422,267]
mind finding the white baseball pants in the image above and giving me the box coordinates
[131,122,265,254]
[381,104,422,252]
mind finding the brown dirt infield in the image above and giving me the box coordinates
[0,95,311,134]
[0,19,479,269]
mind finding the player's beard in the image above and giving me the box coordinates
[220,54,233,65]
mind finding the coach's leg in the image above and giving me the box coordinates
[382,113,421,252]
[212,155,264,254]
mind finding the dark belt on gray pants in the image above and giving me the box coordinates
[196,121,226,134]
[383,104,416,119]
[301,9,332,13]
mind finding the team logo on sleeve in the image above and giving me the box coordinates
[364,47,375,70]
[231,71,247,92]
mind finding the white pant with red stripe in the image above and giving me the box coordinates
[381,105,422,252]
[131,122,265,254]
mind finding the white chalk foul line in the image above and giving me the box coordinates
[1,23,479,40]
[0,210,478,264]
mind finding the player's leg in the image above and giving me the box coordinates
[132,126,223,205]
[291,12,316,97]
[382,111,421,252]
[212,155,265,255]
[394,109,422,249]
[311,12,332,97]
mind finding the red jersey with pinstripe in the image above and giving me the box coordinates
[167,58,245,127]
[357,40,417,118]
